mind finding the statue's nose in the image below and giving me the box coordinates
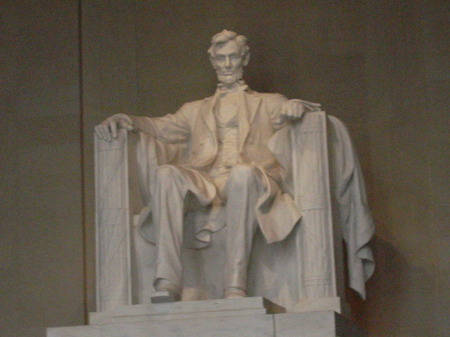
[225,57,232,68]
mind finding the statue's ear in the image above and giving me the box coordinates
[243,51,250,66]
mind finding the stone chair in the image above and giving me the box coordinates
[94,111,374,315]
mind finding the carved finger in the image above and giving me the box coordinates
[94,125,101,140]
[96,124,106,140]
[278,105,287,123]
[109,120,117,140]
[101,125,109,140]
[287,102,295,119]
[120,119,134,131]
[295,103,305,119]
[282,103,289,120]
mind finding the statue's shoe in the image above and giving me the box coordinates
[151,278,181,303]
[150,289,181,303]
[224,287,247,299]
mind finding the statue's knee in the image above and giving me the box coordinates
[228,164,257,185]
[155,165,181,184]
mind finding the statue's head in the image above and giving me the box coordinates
[208,30,250,89]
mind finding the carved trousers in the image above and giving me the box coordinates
[152,164,264,294]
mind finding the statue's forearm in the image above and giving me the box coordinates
[128,115,159,137]
[128,114,190,144]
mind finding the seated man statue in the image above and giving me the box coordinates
[95,30,337,302]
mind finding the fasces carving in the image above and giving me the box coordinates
[292,114,335,299]
[95,131,132,310]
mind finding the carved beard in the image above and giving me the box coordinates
[216,68,244,87]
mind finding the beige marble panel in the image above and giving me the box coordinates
[89,297,272,325]
[48,313,274,337]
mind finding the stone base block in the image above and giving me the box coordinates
[47,298,366,337]
[89,296,283,325]
[293,296,351,318]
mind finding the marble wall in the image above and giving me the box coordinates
[1,1,448,336]
[1,1,84,337]
[360,2,449,336]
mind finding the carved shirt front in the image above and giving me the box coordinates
[210,90,241,181]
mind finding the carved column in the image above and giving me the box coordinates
[291,112,344,301]
[95,129,132,311]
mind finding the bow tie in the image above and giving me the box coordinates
[217,81,248,95]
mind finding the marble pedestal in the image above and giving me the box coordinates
[47,297,366,337]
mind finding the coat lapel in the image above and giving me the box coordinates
[238,91,261,151]
[200,94,218,136]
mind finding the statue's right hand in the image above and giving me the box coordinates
[94,113,135,141]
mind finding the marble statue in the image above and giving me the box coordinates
[94,30,375,311]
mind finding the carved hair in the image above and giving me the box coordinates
[208,29,249,57]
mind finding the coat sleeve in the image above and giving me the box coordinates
[129,103,193,144]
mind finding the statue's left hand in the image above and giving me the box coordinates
[279,99,322,123]
[280,99,305,122]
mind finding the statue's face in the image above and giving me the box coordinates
[210,40,248,88]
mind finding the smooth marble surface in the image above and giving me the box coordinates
[292,297,343,314]
[49,314,274,337]
[49,308,366,337]
[89,296,282,325]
